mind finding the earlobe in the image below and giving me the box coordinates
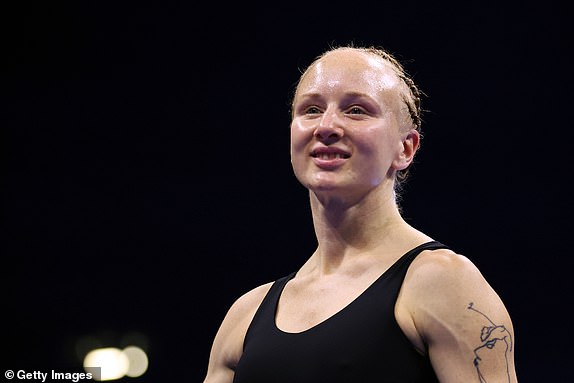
[393,130,420,171]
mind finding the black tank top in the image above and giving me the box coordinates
[232,241,448,383]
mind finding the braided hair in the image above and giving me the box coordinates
[361,46,423,186]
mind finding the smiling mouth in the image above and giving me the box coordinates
[311,152,350,160]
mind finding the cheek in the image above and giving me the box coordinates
[352,129,397,168]
[352,127,384,155]
[290,120,312,154]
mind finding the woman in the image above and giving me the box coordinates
[203,45,518,383]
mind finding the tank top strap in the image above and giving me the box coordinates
[243,241,448,349]
[388,240,450,280]
[243,272,297,347]
[405,240,449,257]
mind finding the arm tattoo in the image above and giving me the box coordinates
[467,302,513,383]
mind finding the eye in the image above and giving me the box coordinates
[346,106,367,115]
[304,106,323,115]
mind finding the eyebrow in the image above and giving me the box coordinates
[294,91,386,116]
[296,91,380,104]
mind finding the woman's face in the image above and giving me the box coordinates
[290,49,418,202]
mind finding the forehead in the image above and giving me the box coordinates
[297,49,401,97]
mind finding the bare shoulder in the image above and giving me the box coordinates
[403,248,511,327]
[203,281,274,383]
[406,248,489,291]
[405,249,506,304]
[214,280,275,347]
[227,281,275,321]
[400,248,518,382]
[409,247,477,275]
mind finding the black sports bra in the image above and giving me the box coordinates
[233,241,448,383]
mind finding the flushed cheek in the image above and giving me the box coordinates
[290,121,313,156]
[289,141,311,187]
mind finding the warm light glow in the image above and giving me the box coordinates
[83,347,129,381]
[123,346,149,377]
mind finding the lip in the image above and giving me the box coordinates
[310,146,351,169]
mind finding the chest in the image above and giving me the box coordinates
[233,271,437,383]
[275,274,383,333]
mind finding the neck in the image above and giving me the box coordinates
[307,183,418,273]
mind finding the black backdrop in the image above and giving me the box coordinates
[3,1,572,382]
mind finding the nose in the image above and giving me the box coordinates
[314,109,344,143]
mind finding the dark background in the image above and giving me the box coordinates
[2,1,571,382]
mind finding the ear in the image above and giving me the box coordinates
[393,129,420,171]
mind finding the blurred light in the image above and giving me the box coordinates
[75,336,103,362]
[84,347,129,381]
[123,346,148,377]
[83,345,149,380]
[120,332,149,351]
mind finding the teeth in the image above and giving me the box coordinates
[316,153,347,159]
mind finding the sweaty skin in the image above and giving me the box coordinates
[203,47,517,383]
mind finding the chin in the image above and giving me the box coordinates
[296,170,357,195]
[309,184,339,194]
[307,180,357,200]
[305,174,344,191]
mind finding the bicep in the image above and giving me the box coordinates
[427,296,516,382]
[407,252,517,383]
[203,316,237,383]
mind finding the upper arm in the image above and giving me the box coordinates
[203,282,273,383]
[403,250,517,383]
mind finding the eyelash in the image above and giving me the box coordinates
[304,106,322,115]
[347,106,365,115]
[303,106,367,115]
